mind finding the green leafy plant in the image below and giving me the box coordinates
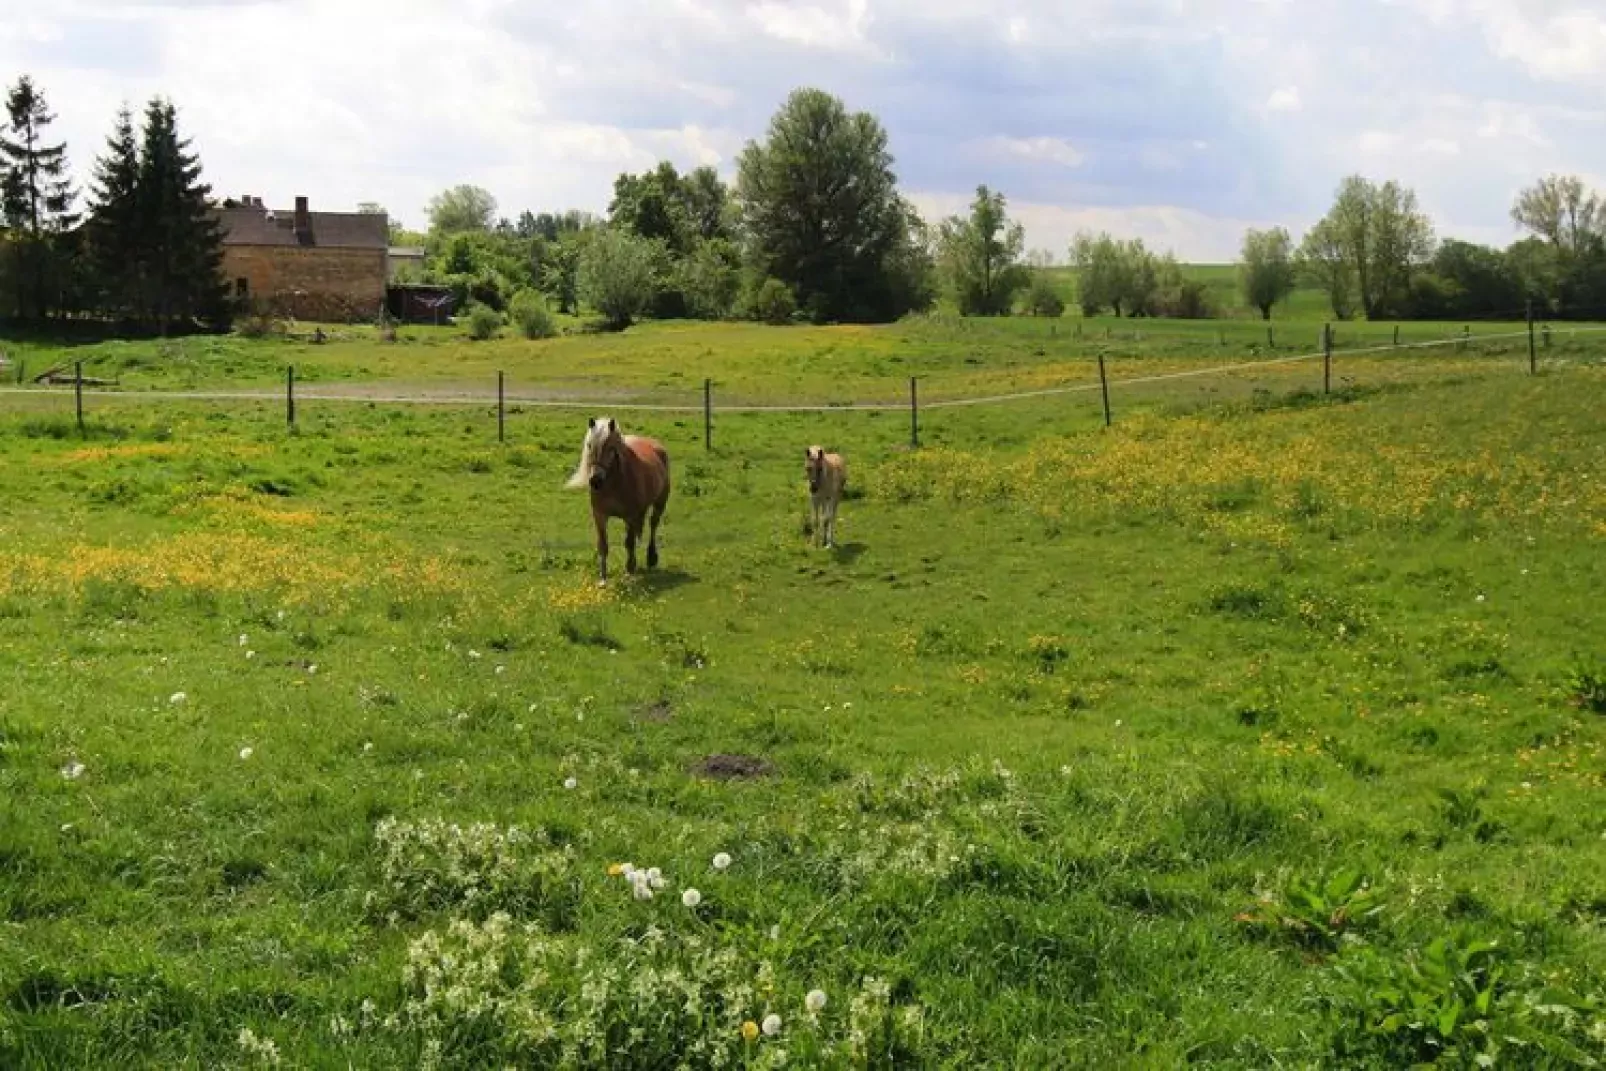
[1237,868,1385,952]
[1328,933,1603,1067]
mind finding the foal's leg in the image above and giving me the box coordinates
[647,501,664,569]
[825,497,838,548]
[592,506,610,585]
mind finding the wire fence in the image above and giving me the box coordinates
[2,321,1604,447]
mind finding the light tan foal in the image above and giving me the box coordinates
[804,446,847,548]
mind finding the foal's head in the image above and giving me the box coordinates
[568,417,624,490]
[805,446,827,493]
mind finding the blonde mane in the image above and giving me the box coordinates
[566,417,619,489]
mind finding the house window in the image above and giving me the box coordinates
[235,277,250,297]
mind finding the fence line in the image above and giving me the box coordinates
[2,325,1602,423]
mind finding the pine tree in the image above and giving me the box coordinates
[136,98,226,329]
[0,75,78,319]
[86,105,142,320]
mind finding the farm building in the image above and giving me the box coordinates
[217,195,388,321]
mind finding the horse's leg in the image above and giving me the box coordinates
[826,497,838,548]
[647,500,664,569]
[592,505,610,585]
[624,512,643,574]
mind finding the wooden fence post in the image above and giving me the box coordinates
[1097,350,1112,428]
[286,366,296,430]
[75,361,84,437]
[703,378,712,451]
[1323,323,1332,395]
[1527,301,1537,375]
[497,371,505,443]
[1393,324,1400,348]
[909,377,919,449]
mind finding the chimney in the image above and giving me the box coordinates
[294,195,311,240]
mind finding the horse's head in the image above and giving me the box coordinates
[567,417,623,491]
[805,446,825,493]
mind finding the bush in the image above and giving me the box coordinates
[751,277,796,325]
[466,303,503,341]
[1025,274,1065,317]
[508,290,555,340]
[578,228,657,330]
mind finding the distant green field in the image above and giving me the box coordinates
[2,315,1604,1066]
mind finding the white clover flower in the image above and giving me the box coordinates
[362,742,374,753]
[563,777,578,790]
[495,665,506,675]
[468,649,482,659]
[682,888,702,908]
[712,852,732,871]
[61,761,85,780]
[170,691,187,704]
[1476,594,1486,603]
[805,989,827,1012]
[239,746,254,761]
[647,867,666,890]
[632,877,654,901]
[245,650,256,660]
[769,925,781,941]
[619,863,636,879]
[307,664,317,675]
[238,634,248,646]
[762,1013,782,1036]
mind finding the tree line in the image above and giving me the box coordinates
[1240,174,1606,322]
[0,76,228,330]
[7,70,1606,335]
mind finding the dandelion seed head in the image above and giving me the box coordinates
[712,852,732,871]
[239,746,254,760]
[61,761,85,780]
[762,1013,782,1036]
[682,888,702,908]
[805,989,827,1012]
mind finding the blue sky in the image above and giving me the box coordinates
[1,0,1603,259]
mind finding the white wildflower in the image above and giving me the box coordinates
[61,761,85,780]
[362,741,374,753]
[1476,594,1486,603]
[769,925,781,941]
[237,634,248,646]
[563,776,578,790]
[468,649,482,659]
[307,664,317,675]
[169,691,187,704]
[712,852,732,871]
[239,746,254,761]
[762,1013,782,1036]
[682,888,702,908]
[648,867,666,889]
[495,664,506,675]
[805,989,827,1013]
[632,875,654,901]
[245,650,256,660]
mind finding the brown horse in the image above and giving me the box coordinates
[565,417,671,584]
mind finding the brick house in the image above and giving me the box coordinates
[217,196,388,321]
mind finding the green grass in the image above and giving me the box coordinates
[1,324,1605,1068]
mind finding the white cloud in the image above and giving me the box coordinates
[1266,86,1302,112]
[981,136,1086,169]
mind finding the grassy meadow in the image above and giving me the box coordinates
[2,316,1605,1068]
